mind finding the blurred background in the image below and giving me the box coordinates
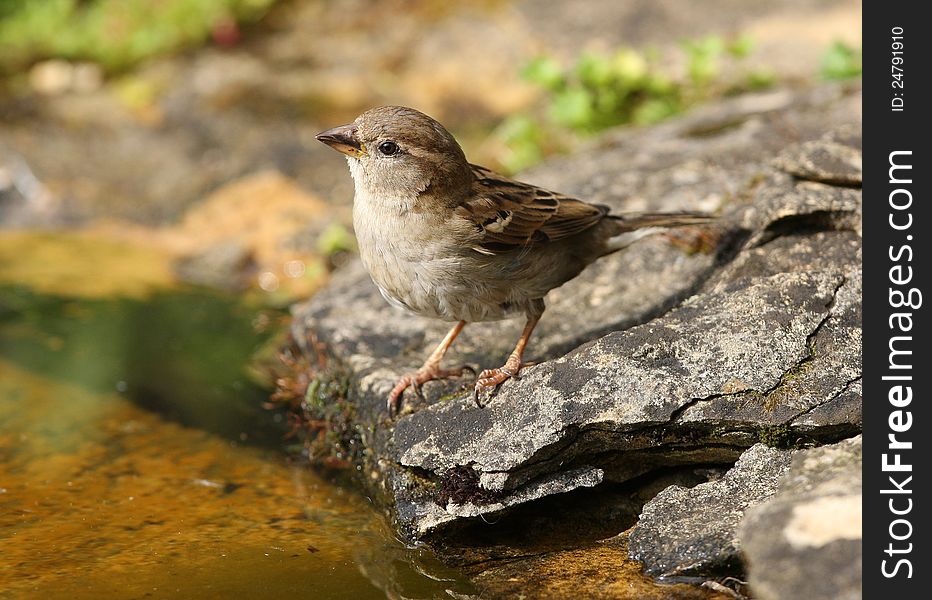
[0,0,860,597]
[1,0,861,300]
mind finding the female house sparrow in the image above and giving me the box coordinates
[317,106,712,415]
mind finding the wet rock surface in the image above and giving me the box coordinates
[286,81,862,594]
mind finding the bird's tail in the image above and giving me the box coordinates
[603,211,714,254]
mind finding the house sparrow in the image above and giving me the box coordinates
[317,106,712,415]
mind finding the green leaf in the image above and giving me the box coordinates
[820,41,862,80]
[745,68,776,90]
[632,98,679,125]
[495,115,547,173]
[575,52,613,88]
[727,34,755,58]
[549,86,594,131]
[612,48,648,83]
[316,224,356,256]
[521,56,564,90]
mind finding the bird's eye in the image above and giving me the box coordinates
[378,141,399,156]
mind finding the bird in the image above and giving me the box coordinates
[316,106,713,415]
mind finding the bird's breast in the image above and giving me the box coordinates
[352,190,449,319]
[351,190,524,322]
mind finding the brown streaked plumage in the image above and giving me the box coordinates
[317,106,714,415]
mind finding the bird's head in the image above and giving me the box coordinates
[316,106,472,204]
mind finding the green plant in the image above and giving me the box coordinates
[820,41,862,80]
[496,34,773,173]
[267,338,361,467]
[0,0,276,74]
[493,113,552,173]
[526,49,684,134]
[316,223,356,257]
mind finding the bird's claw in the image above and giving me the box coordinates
[472,363,526,407]
[387,364,475,417]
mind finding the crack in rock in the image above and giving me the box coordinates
[394,270,846,492]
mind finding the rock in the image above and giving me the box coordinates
[427,467,733,599]
[283,83,862,591]
[165,171,339,296]
[393,269,844,494]
[470,533,734,600]
[628,444,794,577]
[0,148,60,229]
[28,60,75,96]
[173,240,256,291]
[624,434,861,591]
[772,126,862,186]
[739,436,862,600]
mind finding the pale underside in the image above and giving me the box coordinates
[350,161,622,322]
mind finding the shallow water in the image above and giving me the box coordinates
[0,233,476,599]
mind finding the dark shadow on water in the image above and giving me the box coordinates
[0,283,290,448]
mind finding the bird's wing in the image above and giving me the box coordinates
[456,164,607,254]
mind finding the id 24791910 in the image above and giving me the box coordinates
[891,26,904,111]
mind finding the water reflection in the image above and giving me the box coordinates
[0,234,477,599]
[1,284,287,447]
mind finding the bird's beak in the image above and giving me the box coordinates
[316,124,366,158]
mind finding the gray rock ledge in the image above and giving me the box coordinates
[285,85,862,562]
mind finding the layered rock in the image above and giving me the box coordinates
[285,83,862,594]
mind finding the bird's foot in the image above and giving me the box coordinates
[473,359,530,407]
[388,363,475,416]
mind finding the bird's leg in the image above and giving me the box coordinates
[474,302,543,405]
[388,320,473,415]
